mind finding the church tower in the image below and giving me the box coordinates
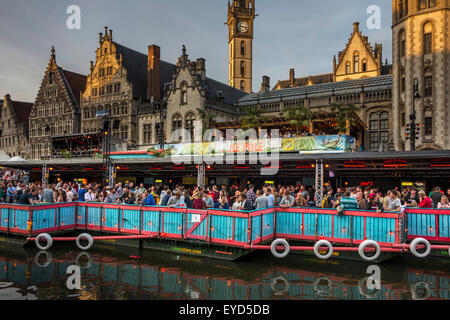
[392,0,450,151]
[227,0,256,93]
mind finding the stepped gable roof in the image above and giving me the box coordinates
[238,74,392,106]
[60,69,87,108]
[113,42,177,98]
[275,73,334,90]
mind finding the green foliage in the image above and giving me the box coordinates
[240,106,270,130]
[283,105,314,134]
[197,108,217,135]
[330,103,360,135]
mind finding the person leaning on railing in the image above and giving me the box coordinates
[418,190,432,208]
[437,195,450,209]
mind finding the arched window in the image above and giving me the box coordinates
[240,41,245,55]
[185,112,195,140]
[180,82,188,105]
[369,111,389,151]
[353,52,359,73]
[143,124,152,144]
[240,61,245,76]
[172,113,182,131]
[240,80,245,91]
[346,62,351,74]
[423,22,433,54]
[399,30,406,57]
[362,59,367,72]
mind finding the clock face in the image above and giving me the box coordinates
[237,21,248,33]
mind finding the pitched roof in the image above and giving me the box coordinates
[274,73,334,90]
[238,74,392,106]
[202,77,247,106]
[61,69,87,107]
[113,42,177,98]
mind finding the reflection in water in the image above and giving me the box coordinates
[0,244,448,300]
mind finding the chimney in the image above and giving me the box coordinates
[196,58,206,80]
[260,76,270,92]
[148,45,161,101]
[289,68,295,87]
[353,22,359,33]
[109,29,113,40]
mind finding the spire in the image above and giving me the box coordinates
[50,46,56,60]
[181,45,188,65]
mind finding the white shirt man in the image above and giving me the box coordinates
[84,190,96,202]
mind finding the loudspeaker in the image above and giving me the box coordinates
[102,120,110,131]
[113,119,120,130]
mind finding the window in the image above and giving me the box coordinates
[120,125,128,140]
[428,0,436,8]
[424,76,432,96]
[369,111,389,151]
[401,112,406,127]
[99,86,105,96]
[401,74,406,92]
[121,105,128,115]
[180,82,188,105]
[399,0,408,18]
[239,0,246,7]
[107,67,113,76]
[418,0,427,10]
[346,62,351,74]
[425,117,433,135]
[185,113,195,139]
[106,85,113,94]
[92,88,98,96]
[240,61,245,76]
[362,60,367,72]
[241,41,245,55]
[240,80,245,91]
[172,114,183,142]
[353,52,359,73]
[423,32,432,54]
[143,124,152,144]
[114,83,120,93]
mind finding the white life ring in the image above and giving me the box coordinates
[76,233,94,251]
[358,240,381,262]
[270,276,290,295]
[313,240,333,260]
[35,233,53,251]
[35,250,52,267]
[411,281,431,300]
[410,238,431,258]
[313,277,333,297]
[75,252,92,269]
[270,239,290,258]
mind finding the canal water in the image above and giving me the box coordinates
[0,243,448,300]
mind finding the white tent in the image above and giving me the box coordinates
[0,150,10,161]
[8,156,26,162]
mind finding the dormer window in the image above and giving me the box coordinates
[353,52,359,73]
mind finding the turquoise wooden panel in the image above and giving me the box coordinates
[13,208,29,231]
[87,206,102,227]
[333,215,351,240]
[104,208,119,229]
[251,215,261,241]
[233,283,248,300]
[234,217,248,243]
[304,213,316,236]
[121,264,140,287]
[317,214,333,238]
[191,215,207,238]
[163,211,183,236]
[59,206,76,227]
[122,208,141,231]
[77,206,86,226]
[439,214,449,238]
[32,208,56,231]
[408,213,436,237]
[249,284,261,300]
[262,212,274,238]
[142,210,160,233]
[0,208,9,229]
[210,215,232,241]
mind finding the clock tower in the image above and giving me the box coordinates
[227,0,256,93]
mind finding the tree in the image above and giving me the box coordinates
[283,105,314,135]
[196,108,217,136]
[330,103,360,135]
[240,106,270,131]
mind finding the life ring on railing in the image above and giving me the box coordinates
[313,277,333,297]
[410,281,431,300]
[270,276,290,295]
[75,252,92,269]
[313,240,333,260]
[35,233,53,251]
[410,238,431,258]
[76,233,94,251]
[270,239,290,258]
[358,240,381,262]
[35,251,52,268]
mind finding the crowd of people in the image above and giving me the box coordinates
[0,174,449,213]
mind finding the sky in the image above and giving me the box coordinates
[0,0,393,102]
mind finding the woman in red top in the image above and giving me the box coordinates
[192,192,207,210]
[418,190,432,208]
